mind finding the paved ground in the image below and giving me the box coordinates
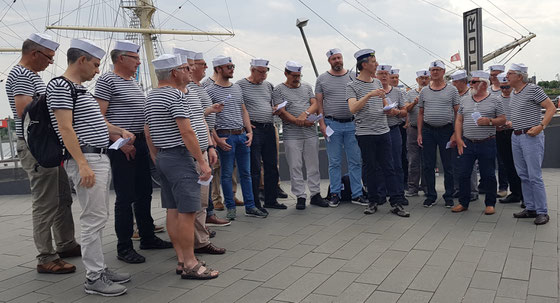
[0,170,558,303]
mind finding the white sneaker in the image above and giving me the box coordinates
[84,274,127,297]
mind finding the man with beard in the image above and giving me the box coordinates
[489,64,508,198]
[316,48,365,207]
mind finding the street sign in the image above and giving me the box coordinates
[463,8,483,74]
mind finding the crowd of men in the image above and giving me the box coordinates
[5,33,555,297]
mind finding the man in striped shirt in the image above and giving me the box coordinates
[48,39,133,296]
[451,70,505,215]
[508,63,556,225]
[95,40,172,265]
[207,56,267,220]
[5,33,80,274]
[237,58,286,210]
[347,49,409,217]
[390,68,409,189]
[417,60,460,208]
[315,48,365,207]
[489,64,509,198]
[274,61,329,210]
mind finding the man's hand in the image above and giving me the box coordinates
[319,120,327,138]
[476,117,491,126]
[120,144,136,161]
[208,148,218,165]
[216,136,232,151]
[303,120,315,127]
[527,124,544,137]
[417,134,423,148]
[121,130,136,145]
[384,108,399,116]
[78,163,95,188]
[449,132,457,147]
[245,132,253,147]
[199,161,212,182]
[368,88,385,98]
[457,138,467,155]
[211,103,224,113]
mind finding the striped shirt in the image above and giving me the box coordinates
[499,94,512,121]
[184,89,209,152]
[187,82,216,130]
[273,82,316,140]
[315,71,354,119]
[418,84,460,127]
[47,79,109,149]
[206,83,245,130]
[386,86,406,127]
[459,94,504,140]
[405,89,420,127]
[202,77,215,88]
[346,78,389,136]
[488,87,501,97]
[5,65,46,138]
[236,78,274,124]
[94,72,145,133]
[510,83,548,130]
[144,87,190,149]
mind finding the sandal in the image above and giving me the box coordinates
[176,259,206,275]
[117,248,145,264]
[181,261,219,280]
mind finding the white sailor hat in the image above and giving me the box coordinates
[70,38,105,59]
[489,64,505,72]
[28,33,59,51]
[450,69,467,81]
[429,60,445,70]
[471,70,490,79]
[172,47,190,58]
[497,72,508,83]
[186,50,196,60]
[376,64,392,72]
[326,48,342,58]
[285,61,303,72]
[114,40,140,53]
[193,52,204,60]
[212,55,232,67]
[390,69,399,75]
[152,54,182,70]
[416,69,429,77]
[250,58,269,67]
[354,48,375,61]
[509,63,528,73]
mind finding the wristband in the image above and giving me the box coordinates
[207,145,215,151]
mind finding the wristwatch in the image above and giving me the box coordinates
[305,111,311,116]
[207,145,216,151]
[540,123,547,129]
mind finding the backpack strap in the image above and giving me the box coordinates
[51,76,81,125]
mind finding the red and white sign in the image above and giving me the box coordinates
[0,119,7,128]
[450,52,461,62]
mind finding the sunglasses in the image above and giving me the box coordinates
[37,50,54,62]
[470,80,483,85]
[223,64,235,70]
[500,85,511,89]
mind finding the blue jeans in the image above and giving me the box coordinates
[458,138,497,208]
[217,133,255,210]
[377,126,405,197]
[511,132,547,214]
[421,124,454,201]
[324,119,363,199]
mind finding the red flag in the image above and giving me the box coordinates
[0,119,7,128]
[450,52,461,62]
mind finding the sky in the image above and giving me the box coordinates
[0,0,558,119]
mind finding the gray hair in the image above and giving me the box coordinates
[511,70,529,83]
[155,68,174,81]
[480,78,490,86]
[67,48,94,64]
[110,50,128,64]
[21,39,48,55]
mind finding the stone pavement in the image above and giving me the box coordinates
[0,170,558,303]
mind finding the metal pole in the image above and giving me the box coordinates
[0,126,4,161]
[298,27,319,78]
[136,0,158,90]
[6,119,16,168]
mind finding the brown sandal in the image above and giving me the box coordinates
[176,259,206,275]
[181,261,219,280]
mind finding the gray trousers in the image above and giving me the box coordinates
[66,154,111,281]
[17,139,77,264]
[406,127,424,193]
[194,152,210,249]
[284,137,321,199]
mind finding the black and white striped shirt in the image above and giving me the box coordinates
[5,65,46,138]
[206,83,245,130]
[94,72,145,133]
[202,77,215,89]
[346,78,389,136]
[144,87,190,149]
[488,87,501,97]
[418,84,460,127]
[510,83,548,130]
[47,79,109,149]
[187,82,215,130]
[273,82,317,140]
[499,94,512,121]
[405,89,420,127]
[315,71,354,119]
[386,86,406,127]
[236,78,274,124]
[184,89,209,152]
[459,94,504,140]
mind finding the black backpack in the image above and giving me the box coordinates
[22,76,78,168]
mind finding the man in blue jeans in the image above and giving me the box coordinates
[206,55,267,220]
[315,48,366,207]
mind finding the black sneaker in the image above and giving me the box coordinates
[391,204,410,217]
[329,194,340,208]
[470,194,479,202]
[423,199,435,208]
[277,186,288,199]
[263,201,288,209]
[534,214,550,225]
[296,197,306,210]
[257,206,269,215]
[499,194,521,204]
[351,196,369,206]
[117,248,145,264]
[245,207,268,218]
[401,197,409,206]
[140,236,173,250]
[444,199,454,208]
[513,209,537,218]
[310,193,329,207]
[364,202,378,215]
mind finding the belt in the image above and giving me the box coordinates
[325,116,354,123]
[216,128,245,135]
[250,121,274,128]
[464,135,496,143]
[424,123,452,129]
[513,128,532,135]
[81,145,108,154]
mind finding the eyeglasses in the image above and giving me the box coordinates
[176,66,190,72]
[37,51,54,62]
[254,68,269,74]
[470,80,482,85]
[224,64,235,70]
[194,62,208,67]
[122,54,141,61]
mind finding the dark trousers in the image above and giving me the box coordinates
[400,123,408,187]
[250,124,279,206]
[496,129,522,197]
[421,123,454,201]
[377,126,405,197]
[497,149,508,191]
[108,135,154,253]
[357,133,403,205]
[458,138,497,208]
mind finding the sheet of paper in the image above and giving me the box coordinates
[274,100,287,112]
[445,141,452,149]
[109,137,131,150]
[471,112,482,125]
[325,125,334,142]
[198,174,213,186]
[383,101,398,111]
[219,94,232,105]
[306,113,323,123]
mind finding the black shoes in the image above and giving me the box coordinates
[534,214,550,225]
[499,194,522,204]
[310,193,329,207]
[329,194,340,208]
[470,194,479,202]
[513,209,537,218]
[351,196,369,206]
[401,197,409,206]
[364,202,377,214]
[296,197,306,210]
[140,236,173,250]
[264,201,288,209]
[117,248,145,264]
[423,199,435,208]
[391,203,410,217]
[277,186,288,199]
[444,199,454,208]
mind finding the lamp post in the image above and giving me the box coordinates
[296,18,319,78]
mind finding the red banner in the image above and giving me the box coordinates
[450,52,461,62]
[0,119,7,128]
